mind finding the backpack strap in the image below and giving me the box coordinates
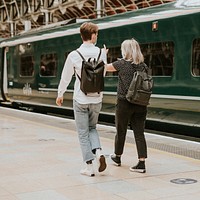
[74,67,81,82]
[74,50,83,82]
[134,62,148,73]
[76,48,102,62]
[76,50,86,62]
[97,48,102,62]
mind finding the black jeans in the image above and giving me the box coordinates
[114,98,147,159]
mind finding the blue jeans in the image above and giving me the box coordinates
[73,100,102,162]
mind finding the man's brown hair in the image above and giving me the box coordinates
[80,22,98,41]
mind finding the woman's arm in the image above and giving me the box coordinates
[105,63,117,72]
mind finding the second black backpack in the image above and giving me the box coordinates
[76,49,105,95]
[126,63,153,106]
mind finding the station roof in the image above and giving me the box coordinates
[0,0,175,38]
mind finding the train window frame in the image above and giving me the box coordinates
[17,43,34,77]
[40,52,58,77]
[192,38,200,77]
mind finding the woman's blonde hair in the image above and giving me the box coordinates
[121,38,144,64]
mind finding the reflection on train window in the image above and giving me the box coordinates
[141,41,174,76]
[40,53,57,76]
[106,46,121,76]
[192,39,200,76]
[20,55,34,77]
[18,43,32,55]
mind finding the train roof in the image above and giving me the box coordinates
[1,0,200,48]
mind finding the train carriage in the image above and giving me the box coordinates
[0,0,200,137]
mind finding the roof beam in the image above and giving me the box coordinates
[0,0,176,38]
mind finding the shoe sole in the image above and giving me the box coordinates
[98,155,107,172]
[80,172,95,177]
[113,160,121,167]
[129,168,146,173]
[114,162,121,166]
[111,156,121,166]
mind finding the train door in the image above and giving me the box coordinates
[3,47,8,98]
[0,47,9,102]
[0,47,2,101]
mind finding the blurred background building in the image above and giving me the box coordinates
[0,0,175,38]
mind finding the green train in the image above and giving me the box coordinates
[0,0,200,137]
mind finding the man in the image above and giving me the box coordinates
[56,22,107,177]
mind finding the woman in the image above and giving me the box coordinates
[106,38,148,173]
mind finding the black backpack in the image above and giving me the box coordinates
[75,49,105,95]
[126,63,153,106]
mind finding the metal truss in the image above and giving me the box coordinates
[0,0,175,38]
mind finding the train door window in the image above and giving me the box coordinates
[140,41,174,76]
[6,47,12,79]
[40,53,57,76]
[20,55,34,77]
[192,38,200,76]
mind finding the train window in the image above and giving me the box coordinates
[192,39,200,76]
[104,42,174,77]
[40,53,57,76]
[20,55,34,77]
[106,46,121,76]
[140,41,174,76]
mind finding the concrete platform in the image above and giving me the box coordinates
[0,107,199,200]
